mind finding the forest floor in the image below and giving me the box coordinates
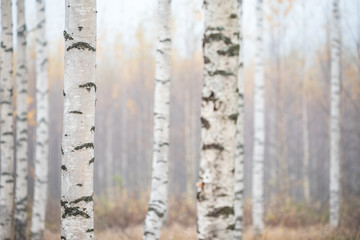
[43,194,360,239]
[44,224,360,240]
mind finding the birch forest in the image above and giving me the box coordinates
[0,0,359,239]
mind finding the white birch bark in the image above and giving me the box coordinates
[14,0,29,238]
[30,0,49,238]
[234,0,244,239]
[61,0,97,239]
[252,0,265,235]
[143,0,171,239]
[0,0,14,238]
[329,0,341,228]
[196,0,240,239]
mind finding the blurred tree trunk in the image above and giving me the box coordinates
[185,90,195,200]
[143,0,171,239]
[14,0,29,238]
[196,0,240,239]
[105,113,114,199]
[61,0,97,239]
[121,97,128,194]
[234,0,244,239]
[302,80,310,203]
[301,2,310,205]
[31,0,50,238]
[0,0,14,238]
[252,0,265,235]
[329,0,341,228]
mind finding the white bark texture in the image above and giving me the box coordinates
[0,0,14,239]
[234,0,244,239]
[329,0,341,228]
[143,0,171,239]
[31,0,49,238]
[14,0,29,238]
[196,0,240,239]
[252,0,265,235]
[61,0,97,239]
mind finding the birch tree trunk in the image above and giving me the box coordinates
[105,114,114,199]
[329,0,341,228]
[121,98,128,193]
[234,0,244,239]
[61,0,97,239]
[0,0,14,238]
[302,72,310,204]
[196,0,240,239]
[143,0,171,239]
[252,0,265,235]
[14,0,29,238]
[31,0,49,238]
[185,90,195,200]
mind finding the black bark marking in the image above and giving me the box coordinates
[217,44,239,57]
[208,70,234,76]
[202,91,222,111]
[69,110,83,114]
[229,113,238,122]
[89,158,95,164]
[202,143,224,151]
[61,165,67,171]
[74,143,94,151]
[204,56,211,64]
[67,42,95,51]
[200,117,210,129]
[206,206,234,218]
[78,26,83,31]
[90,126,95,132]
[70,195,93,204]
[79,82,97,92]
[204,33,231,45]
[62,206,90,219]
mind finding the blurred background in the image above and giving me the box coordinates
[20,0,360,238]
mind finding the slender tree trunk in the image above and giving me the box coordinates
[14,0,29,238]
[329,0,341,228]
[302,73,310,204]
[185,90,195,200]
[121,97,128,193]
[234,1,244,239]
[252,0,265,235]
[0,0,14,238]
[61,0,97,239]
[143,0,171,239]
[105,114,114,199]
[31,1,49,238]
[196,0,240,239]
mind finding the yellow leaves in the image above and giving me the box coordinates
[27,109,36,127]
